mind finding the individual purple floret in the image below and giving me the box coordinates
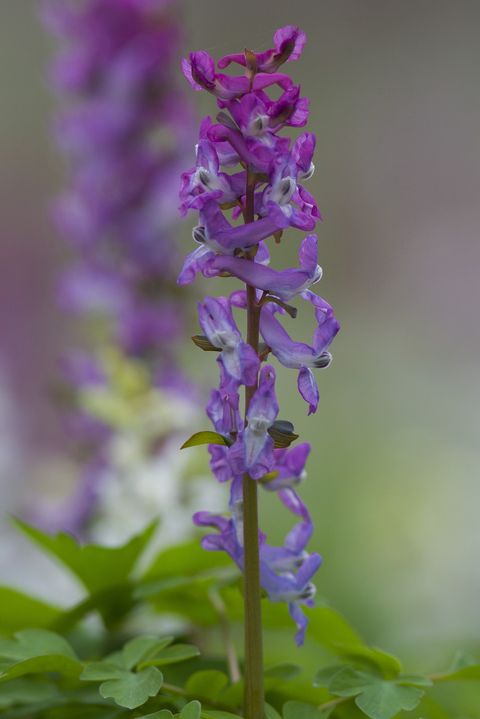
[179,25,339,647]
[198,296,259,385]
[260,294,339,414]
[208,234,322,301]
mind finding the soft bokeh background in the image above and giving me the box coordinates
[1,0,479,670]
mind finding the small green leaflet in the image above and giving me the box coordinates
[179,701,202,719]
[334,643,402,678]
[180,431,228,449]
[0,629,82,682]
[323,667,427,719]
[0,678,59,708]
[184,670,228,702]
[355,681,424,719]
[99,666,163,709]
[141,539,231,583]
[121,635,174,670]
[283,701,326,719]
[264,664,301,681]
[305,606,403,677]
[264,704,282,719]
[138,643,200,668]
[200,712,244,719]
[81,649,164,709]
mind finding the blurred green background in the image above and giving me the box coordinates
[0,0,479,672]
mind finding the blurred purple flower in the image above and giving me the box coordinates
[43,0,195,534]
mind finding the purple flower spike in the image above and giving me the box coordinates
[181,24,340,645]
[44,0,197,535]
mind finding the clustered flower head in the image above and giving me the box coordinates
[42,0,197,534]
[44,0,193,361]
[179,26,340,644]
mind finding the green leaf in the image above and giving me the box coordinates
[140,644,200,668]
[0,587,61,633]
[355,681,424,719]
[14,519,156,594]
[326,668,425,719]
[0,629,76,661]
[200,713,243,719]
[81,662,127,681]
[216,679,243,707]
[185,670,228,701]
[180,701,202,719]
[0,678,59,708]
[265,664,301,681]
[306,606,363,650]
[265,703,282,719]
[314,665,346,688]
[181,431,228,449]
[283,700,326,719]
[305,607,402,677]
[142,540,231,582]
[122,635,173,670]
[334,644,402,678]
[139,712,174,719]
[396,674,433,688]
[99,666,163,709]
[328,667,370,697]
[0,629,82,682]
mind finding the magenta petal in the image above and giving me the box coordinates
[177,244,214,285]
[289,602,309,646]
[273,26,307,62]
[297,367,319,414]
[209,255,314,301]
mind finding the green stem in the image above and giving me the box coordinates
[209,588,241,683]
[318,695,351,712]
[242,169,264,719]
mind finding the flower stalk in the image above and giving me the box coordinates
[243,173,264,718]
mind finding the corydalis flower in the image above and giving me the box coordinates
[208,234,322,302]
[218,25,307,73]
[43,0,197,536]
[180,25,339,645]
[45,0,194,358]
[260,293,339,414]
[198,296,259,385]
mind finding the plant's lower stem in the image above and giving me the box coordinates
[242,170,264,719]
[318,695,351,712]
